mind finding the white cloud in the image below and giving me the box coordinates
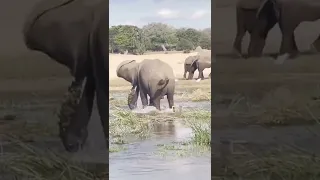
[156,8,180,19]
[190,10,209,19]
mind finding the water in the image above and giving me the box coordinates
[109,121,211,180]
[109,94,211,180]
[1,95,211,179]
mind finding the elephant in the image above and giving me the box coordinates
[183,55,198,80]
[183,50,212,80]
[23,0,108,152]
[257,0,320,62]
[116,59,175,110]
[233,0,278,58]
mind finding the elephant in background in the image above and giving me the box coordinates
[183,55,198,80]
[116,59,175,110]
[23,0,108,152]
[257,0,320,62]
[184,50,211,80]
[233,0,278,58]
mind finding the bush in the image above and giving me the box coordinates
[176,38,194,51]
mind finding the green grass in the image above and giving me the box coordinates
[109,108,152,141]
[177,109,211,146]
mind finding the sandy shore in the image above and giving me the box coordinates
[109,52,211,81]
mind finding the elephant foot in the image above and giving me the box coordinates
[309,44,320,54]
[172,106,175,112]
[232,48,243,59]
[274,53,290,65]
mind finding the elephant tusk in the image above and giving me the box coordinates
[196,79,201,82]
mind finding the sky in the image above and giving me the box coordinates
[109,0,211,29]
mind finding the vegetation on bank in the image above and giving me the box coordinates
[109,22,211,54]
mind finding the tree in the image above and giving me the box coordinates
[176,28,201,48]
[108,23,211,54]
[176,38,194,51]
[142,23,178,51]
[199,31,211,50]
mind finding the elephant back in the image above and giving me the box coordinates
[140,59,175,79]
[23,0,75,46]
[198,50,211,63]
[185,55,198,65]
[237,0,265,9]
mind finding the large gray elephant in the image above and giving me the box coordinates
[183,50,212,80]
[116,59,175,110]
[233,0,278,58]
[257,0,320,62]
[23,0,108,152]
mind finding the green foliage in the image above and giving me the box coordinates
[176,38,194,51]
[109,23,211,54]
[199,32,211,50]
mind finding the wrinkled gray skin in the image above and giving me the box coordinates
[116,59,175,110]
[257,0,320,61]
[233,0,278,58]
[23,0,108,152]
[184,51,212,80]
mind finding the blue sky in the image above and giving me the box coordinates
[109,0,211,29]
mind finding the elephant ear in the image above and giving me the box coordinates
[116,60,136,77]
[256,0,279,20]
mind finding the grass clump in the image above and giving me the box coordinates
[177,89,211,102]
[109,108,152,140]
[0,137,106,180]
[109,96,126,108]
[177,110,211,146]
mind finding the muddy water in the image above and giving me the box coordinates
[109,94,211,180]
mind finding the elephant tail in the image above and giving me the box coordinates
[157,77,169,89]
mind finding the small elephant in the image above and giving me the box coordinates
[184,55,198,80]
[184,50,212,80]
[117,59,175,110]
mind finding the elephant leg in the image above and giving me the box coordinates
[277,32,296,64]
[149,98,155,106]
[310,34,320,53]
[139,89,148,109]
[60,74,95,153]
[167,91,174,109]
[187,65,196,80]
[197,69,205,80]
[233,8,247,57]
[183,64,189,79]
[153,96,161,110]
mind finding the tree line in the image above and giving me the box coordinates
[109,22,211,55]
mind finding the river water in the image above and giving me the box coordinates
[109,96,211,180]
